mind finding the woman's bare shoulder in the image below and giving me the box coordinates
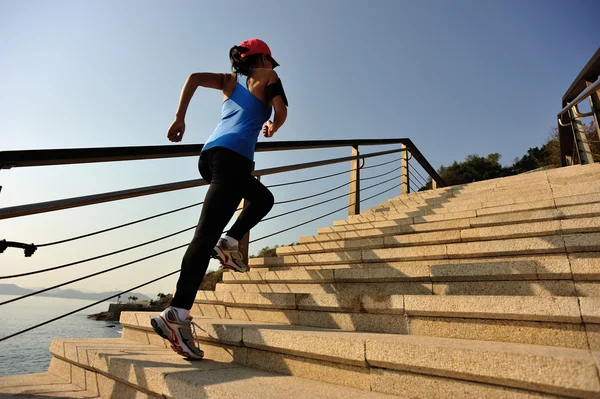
[253,68,279,82]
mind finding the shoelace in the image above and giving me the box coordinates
[190,320,202,337]
[180,318,203,354]
[230,250,243,261]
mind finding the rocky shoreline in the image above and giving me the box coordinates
[88,296,173,322]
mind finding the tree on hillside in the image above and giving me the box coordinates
[249,242,299,258]
[131,296,138,303]
[252,245,279,258]
[435,153,513,187]
[511,146,551,174]
[157,292,168,300]
[199,269,224,291]
[512,122,598,170]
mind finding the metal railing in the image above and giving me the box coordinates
[0,137,443,341]
[0,139,441,219]
[558,48,600,166]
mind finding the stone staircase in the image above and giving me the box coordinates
[3,163,600,398]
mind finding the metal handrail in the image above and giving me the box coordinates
[0,138,442,184]
[0,147,408,220]
[557,48,600,166]
[557,78,600,117]
[1,138,427,167]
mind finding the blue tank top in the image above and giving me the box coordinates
[202,73,272,161]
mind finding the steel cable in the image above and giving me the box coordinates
[0,269,180,342]
[37,202,203,247]
[263,174,399,222]
[0,227,196,280]
[2,179,401,306]
[5,157,401,250]
[0,244,188,306]
[250,181,401,243]
[1,167,401,279]
[274,165,400,205]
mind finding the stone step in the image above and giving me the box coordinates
[304,204,600,245]
[251,233,600,270]
[354,194,555,222]
[227,252,600,297]
[354,199,555,225]
[386,165,599,202]
[380,170,600,210]
[286,216,600,257]
[224,252,600,297]
[396,165,596,202]
[371,176,600,210]
[48,338,395,399]
[350,190,600,227]
[0,372,100,398]
[215,278,584,297]
[232,253,600,283]
[377,182,555,210]
[416,172,550,193]
[188,294,599,349]
[330,193,600,233]
[119,313,600,398]
[380,186,551,211]
[370,191,600,220]
[195,292,587,323]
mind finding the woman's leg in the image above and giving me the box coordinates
[226,175,275,241]
[170,148,252,309]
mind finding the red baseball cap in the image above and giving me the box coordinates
[239,38,280,68]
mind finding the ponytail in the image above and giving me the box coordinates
[229,45,262,75]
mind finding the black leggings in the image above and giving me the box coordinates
[170,147,274,309]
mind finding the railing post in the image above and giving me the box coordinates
[569,105,594,164]
[348,145,360,216]
[237,163,255,266]
[587,80,600,141]
[431,179,437,190]
[401,144,410,195]
[558,111,574,166]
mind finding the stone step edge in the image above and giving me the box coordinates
[118,313,600,398]
[229,253,590,282]
[410,164,597,194]
[48,351,159,398]
[351,197,555,223]
[251,234,594,267]
[372,165,598,208]
[372,184,556,211]
[305,203,600,245]
[375,176,600,210]
[283,217,600,256]
[0,371,102,398]
[360,187,600,217]
[341,195,600,228]
[117,324,579,398]
[325,198,599,235]
[192,293,592,323]
[48,339,393,399]
[247,251,597,274]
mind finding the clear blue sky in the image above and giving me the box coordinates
[1,0,598,297]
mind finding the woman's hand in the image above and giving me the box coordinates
[262,120,274,138]
[167,119,186,142]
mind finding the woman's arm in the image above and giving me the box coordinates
[263,71,288,137]
[167,73,229,143]
[174,73,227,120]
